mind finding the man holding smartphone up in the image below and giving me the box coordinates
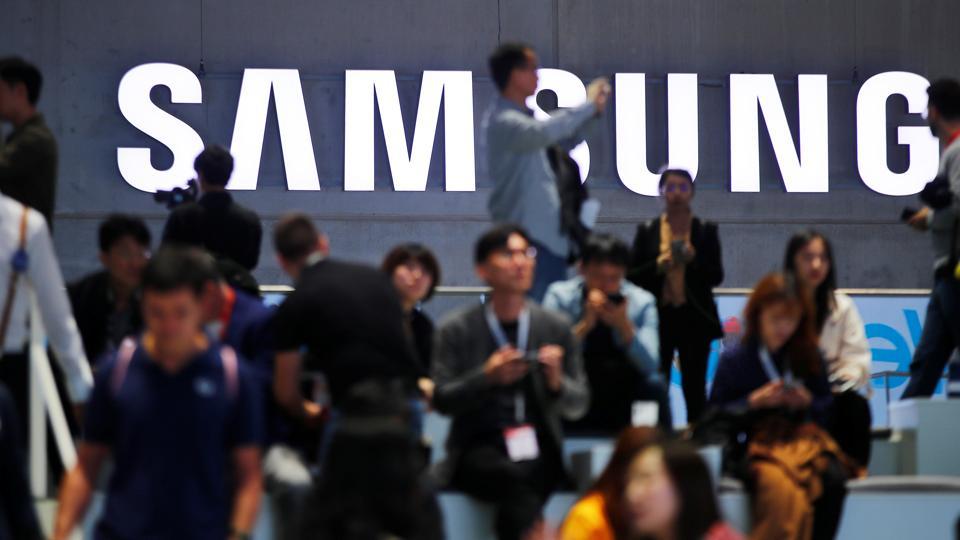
[544,234,671,434]
[431,224,588,540]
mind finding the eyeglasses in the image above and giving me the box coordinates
[493,246,538,263]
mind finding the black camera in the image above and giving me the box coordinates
[154,179,199,210]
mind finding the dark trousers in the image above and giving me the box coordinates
[902,276,960,398]
[827,391,872,467]
[659,305,712,424]
[812,458,849,540]
[564,370,672,436]
[0,351,76,486]
[451,444,561,540]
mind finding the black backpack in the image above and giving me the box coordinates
[547,145,591,262]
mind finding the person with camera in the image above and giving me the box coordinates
[902,79,960,399]
[0,57,57,226]
[543,233,671,434]
[431,224,588,540]
[628,169,724,425]
[483,43,610,302]
[162,145,263,275]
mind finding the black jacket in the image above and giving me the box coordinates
[162,191,262,271]
[67,271,143,366]
[627,216,724,339]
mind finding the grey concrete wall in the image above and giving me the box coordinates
[2,0,959,289]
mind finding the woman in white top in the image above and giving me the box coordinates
[784,230,873,469]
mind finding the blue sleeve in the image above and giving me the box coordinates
[230,365,264,449]
[82,361,118,445]
[622,300,660,375]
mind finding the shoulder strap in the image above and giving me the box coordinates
[219,345,239,400]
[0,205,30,352]
[110,337,139,395]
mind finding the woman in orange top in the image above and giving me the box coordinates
[561,427,660,540]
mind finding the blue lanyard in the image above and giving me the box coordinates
[484,303,530,423]
[759,347,795,385]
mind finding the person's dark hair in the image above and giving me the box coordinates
[658,168,695,193]
[581,233,630,267]
[783,230,837,331]
[928,79,960,121]
[141,247,218,298]
[273,212,320,262]
[638,442,723,540]
[382,243,442,301]
[193,144,234,187]
[742,272,820,377]
[98,214,151,253]
[488,42,532,92]
[474,223,531,265]
[0,57,43,105]
[588,427,661,539]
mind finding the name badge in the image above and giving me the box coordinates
[504,424,540,462]
[631,401,659,427]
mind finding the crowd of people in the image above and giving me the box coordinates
[0,41,957,540]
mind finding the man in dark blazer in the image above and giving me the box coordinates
[432,224,588,540]
[627,169,724,424]
[68,214,150,366]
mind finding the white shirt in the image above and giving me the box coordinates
[0,195,92,402]
[819,292,871,392]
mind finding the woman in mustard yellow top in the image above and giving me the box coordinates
[561,428,660,540]
[562,431,743,540]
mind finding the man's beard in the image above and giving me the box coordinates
[929,120,940,138]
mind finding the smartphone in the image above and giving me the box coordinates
[901,207,918,222]
[670,239,685,260]
[521,351,541,364]
[606,292,626,305]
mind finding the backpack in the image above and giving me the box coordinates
[547,145,591,263]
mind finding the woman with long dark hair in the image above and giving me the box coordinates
[709,273,854,540]
[784,230,872,469]
[628,169,724,425]
[561,427,661,539]
[625,442,742,540]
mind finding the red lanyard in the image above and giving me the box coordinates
[217,285,236,340]
[948,130,960,147]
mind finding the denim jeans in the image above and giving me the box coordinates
[901,275,960,398]
[528,241,569,303]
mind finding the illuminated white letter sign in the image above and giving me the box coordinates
[526,69,590,181]
[857,72,939,196]
[117,63,204,193]
[344,70,475,191]
[229,69,320,191]
[730,74,829,192]
[615,73,699,196]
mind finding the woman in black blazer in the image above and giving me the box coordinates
[627,169,723,424]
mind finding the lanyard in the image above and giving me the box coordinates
[759,347,794,386]
[485,303,530,423]
[217,285,237,341]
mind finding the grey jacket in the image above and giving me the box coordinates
[431,302,589,471]
[928,137,960,271]
[483,97,598,257]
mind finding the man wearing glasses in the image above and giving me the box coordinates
[483,43,610,301]
[431,224,588,540]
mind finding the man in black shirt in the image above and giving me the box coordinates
[162,144,263,271]
[271,213,423,427]
[0,57,57,225]
[68,214,150,366]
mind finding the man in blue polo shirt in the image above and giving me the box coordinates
[52,248,264,540]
